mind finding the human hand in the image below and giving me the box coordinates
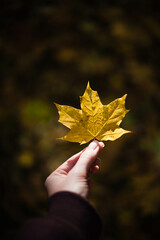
[45,140,104,199]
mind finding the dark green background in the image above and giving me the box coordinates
[1,1,160,239]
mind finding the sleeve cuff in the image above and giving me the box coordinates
[48,191,102,240]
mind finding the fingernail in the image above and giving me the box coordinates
[88,141,98,150]
[99,142,105,148]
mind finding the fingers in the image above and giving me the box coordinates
[88,158,101,177]
[92,157,100,174]
[92,165,99,173]
[97,141,105,151]
[54,150,83,175]
[72,140,104,177]
[54,140,104,177]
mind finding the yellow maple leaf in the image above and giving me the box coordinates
[55,82,131,144]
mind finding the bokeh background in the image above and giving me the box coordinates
[1,1,160,240]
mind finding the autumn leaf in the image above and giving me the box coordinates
[55,82,131,144]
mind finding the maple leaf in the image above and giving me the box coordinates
[55,82,131,144]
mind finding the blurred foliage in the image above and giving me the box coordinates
[0,1,160,240]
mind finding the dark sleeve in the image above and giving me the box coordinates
[14,191,102,240]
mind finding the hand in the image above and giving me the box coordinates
[45,140,104,199]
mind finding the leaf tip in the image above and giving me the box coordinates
[126,109,130,113]
[54,102,58,107]
[87,81,90,88]
[123,94,127,100]
[57,136,66,141]
[54,102,61,111]
[86,81,93,92]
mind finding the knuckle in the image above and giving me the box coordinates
[44,171,57,187]
[44,174,52,187]
[44,176,49,187]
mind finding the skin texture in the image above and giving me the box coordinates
[45,140,104,198]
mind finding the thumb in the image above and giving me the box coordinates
[72,140,104,177]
